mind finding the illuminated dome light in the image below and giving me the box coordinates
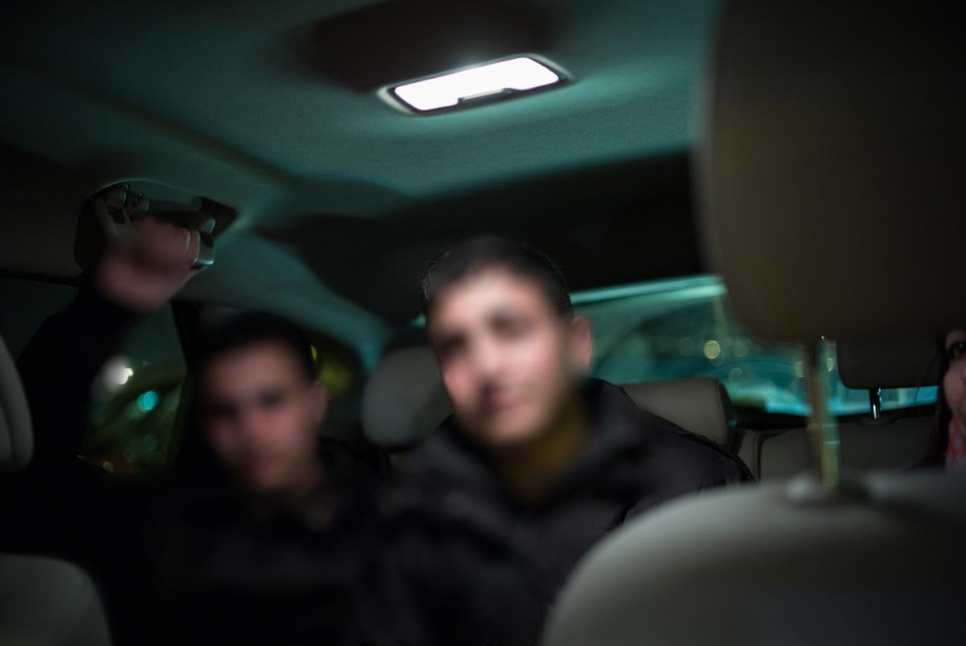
[388,56,566,113]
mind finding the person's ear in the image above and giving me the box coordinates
[567,315,593,373]
[309,381,329,426]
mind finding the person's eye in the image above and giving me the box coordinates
[259,391,286,410]
[496,317,530,339]
[436,338,465,362]
[947,341,966,362]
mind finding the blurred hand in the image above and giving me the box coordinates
[94,216,201,315]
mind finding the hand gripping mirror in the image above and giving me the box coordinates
[89,183,215,269]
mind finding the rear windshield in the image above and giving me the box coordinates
[576,275,937,417]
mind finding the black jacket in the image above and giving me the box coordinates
[1,289,382,646]
[356,379,753,646]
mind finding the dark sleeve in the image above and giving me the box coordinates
[673,427,756,489]
[624,433,754,522]
[16,286,138,468]
[681,440,756,495]
[712,448,756,486]
[1,288,150,592]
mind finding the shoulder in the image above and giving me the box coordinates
[590,378,752,487]
[611,413,752,520]
[639,410,754,489]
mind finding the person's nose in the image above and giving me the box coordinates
[237,405,270,444]
[472,337,505,383]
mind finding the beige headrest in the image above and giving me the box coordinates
[362,346,736,449]
[622,378,735,449]
[0,335,33,471]
[546,472,966,646]
[361,346,449,450]
[836,337,941,390]
[702,1,966,342]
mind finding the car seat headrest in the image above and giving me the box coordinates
[622,378,736,449]
[836,336,941,390]
[363,347,737,450]
[362,346,449,450]
[702,0,966,342]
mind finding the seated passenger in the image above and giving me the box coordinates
[923,329,966,471]
[356,237,752,646]
[6,217,384,646]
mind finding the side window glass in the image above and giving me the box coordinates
[84,305,186,476]
[307,330,365,443]
[578,275,937,417]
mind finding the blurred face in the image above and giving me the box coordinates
[945,330,966,429]
[427,269,592,449]
[199,341,327,496]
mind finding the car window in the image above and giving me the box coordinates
[306,329,366,442]
[576,275,938,417]
[0,275,187,476]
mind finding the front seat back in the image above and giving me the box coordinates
[0,334,112,646]
[545,471,966,646]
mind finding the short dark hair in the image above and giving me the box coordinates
[419,237,573,321]
[192,312,319,383]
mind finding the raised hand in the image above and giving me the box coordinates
[94,216,202,315]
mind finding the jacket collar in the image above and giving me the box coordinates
[405,379,652,507]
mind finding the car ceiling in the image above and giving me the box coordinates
[0,0,718,358]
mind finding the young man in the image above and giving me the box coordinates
[6,217,383,646]
[358,237,752,646]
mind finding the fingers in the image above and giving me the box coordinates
[132,216,200,272]
[186,229,201,267]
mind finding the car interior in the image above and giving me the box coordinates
[1,0,964,644]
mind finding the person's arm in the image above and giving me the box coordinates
[0,215,203,580]
[722,451,755,484]
[623,437,754,523]
[17,216,202,470]
[17,287,139,468]
[690,446,756,493]
[698,445,755,487]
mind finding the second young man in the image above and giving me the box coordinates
[358,237,752,646]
